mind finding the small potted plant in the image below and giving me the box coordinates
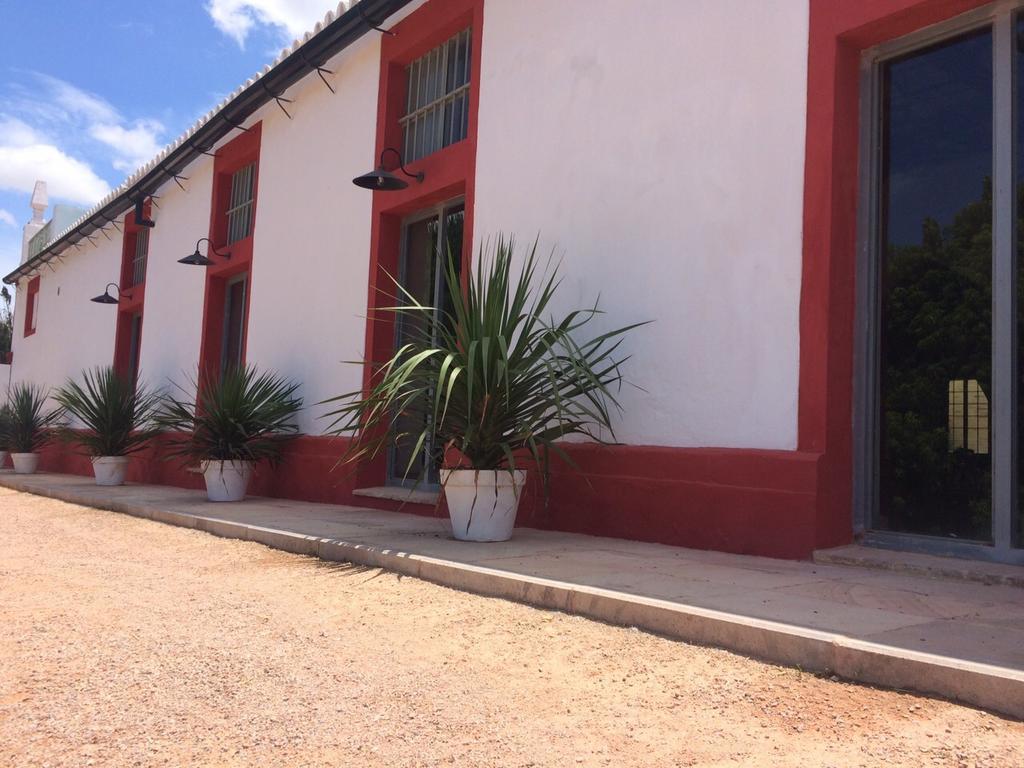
[0,404,12,469]
[158,365,303,502]
[54,366,161,486]
[6,382,62,474]
[323,236,643,542]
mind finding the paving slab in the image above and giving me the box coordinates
[2,470,1023,719]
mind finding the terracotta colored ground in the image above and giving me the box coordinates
[1,487,1022,768]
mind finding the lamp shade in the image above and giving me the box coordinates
[352,166,410,191]
[178,249,216,267]
[90,289,119,304]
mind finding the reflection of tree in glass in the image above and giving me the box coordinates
[880,178,992,541]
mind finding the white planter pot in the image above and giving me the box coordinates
[441,469,527,542]
[202,460,254,502]
[0,450,7,469]
[11,453,39,475]
[92,456,129,486]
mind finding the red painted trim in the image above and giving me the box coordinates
[801,0,993,547]
[35,437,821,559]
[197,124,261,379]
[22,276,39,337]
[358,0,484,489]
[113,205,149,378]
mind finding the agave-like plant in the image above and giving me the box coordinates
[0,404,12,451]
[54,366,161,457]
[157,365,303,464]
[322,236,645,488]
[6,382,62,453]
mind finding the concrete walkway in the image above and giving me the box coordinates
[2,471,1022,719]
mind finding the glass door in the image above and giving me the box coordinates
[387,200,464,487]
[860,5,1024,562]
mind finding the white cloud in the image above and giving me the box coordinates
[207,0,333,47]
[90,119,165,172]
[0,209,16,228]
[0,116,110,205]
[34,73,121,125]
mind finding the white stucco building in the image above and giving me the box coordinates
[7,0,1023,563]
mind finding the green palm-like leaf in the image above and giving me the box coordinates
[54,366,162,457]
[157,365,303,465]
[321,235,647,492]
[5,382,62,453]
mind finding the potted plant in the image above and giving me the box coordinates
[0,404,12,469]
[323,236,643,542]
[6,382,62,474]
[54,366,161,486]
[158,365,303,502]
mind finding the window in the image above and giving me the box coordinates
[127,313,143,383]
[948,379,990,455]
[23,276,39,337]
[221,273,248,375]
[226,163,256,245]
[861,6,1024,555]
[388,201,464,487]
[129,228,149,287]
[401,28,472,163]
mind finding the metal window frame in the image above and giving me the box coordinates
[220,272,249,376]
[400,27,472,163]
[130,227,149,287]
[386,197,466,489]
[854,1,1024,564]
[225,163,256,246]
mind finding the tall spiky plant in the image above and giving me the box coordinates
[157,365,303,465]
[6,382,62,454]
[0,404,12,451]
[322,236,646,489]
[54,366,161,457]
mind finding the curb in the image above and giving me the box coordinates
[3,474,1022,720]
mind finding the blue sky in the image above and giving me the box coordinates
[0,0,340,282]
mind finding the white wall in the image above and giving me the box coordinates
[136,162,212,396]
[9,234,120,396]
[473,0,810,450]
[245,33,382,434]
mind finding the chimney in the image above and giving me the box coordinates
[20,180,48,266]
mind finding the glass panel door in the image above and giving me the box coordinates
[221,274,248,376]
[388,201,464,487]
[876,28,994,541]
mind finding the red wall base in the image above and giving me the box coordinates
[30,438,838,560]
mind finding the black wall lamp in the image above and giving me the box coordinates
[90,283,130,305]
[180,237,230,267]
[352,148,424,191]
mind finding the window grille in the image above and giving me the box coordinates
[401,28,472,163]
[226,163,255,244]
[948,379,990,455]
[129,227,149,287]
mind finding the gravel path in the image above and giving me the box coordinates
[1,487,1022,767]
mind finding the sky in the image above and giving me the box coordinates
[0,0,343,282]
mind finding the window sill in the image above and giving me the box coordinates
[353,486,440,506]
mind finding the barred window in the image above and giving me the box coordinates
[226,163,256,245]
[401,28,472,163]
[948,379,990,455]
[129,227,149,287]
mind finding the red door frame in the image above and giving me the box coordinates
[801,0,993,543]
[356,0,485,489]
[113,203,149,379]
[22,275,39,337]
[197,124,262,380]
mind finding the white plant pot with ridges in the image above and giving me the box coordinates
[92,456,129,486]
[442,469,527,542]
[0,450,7,469]
[202,460,254,502]
[11,452,39,474]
